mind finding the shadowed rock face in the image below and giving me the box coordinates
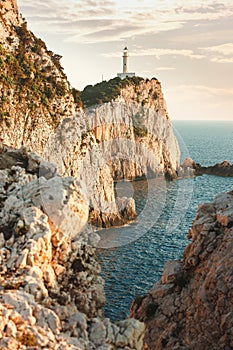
[130,191,233,350]
[0,147,145,350]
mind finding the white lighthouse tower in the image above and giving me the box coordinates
[117,47,135,79]
[123,46,128,73]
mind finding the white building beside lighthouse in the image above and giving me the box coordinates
[117,47,135,79]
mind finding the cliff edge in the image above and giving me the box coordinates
[130,190,233,350]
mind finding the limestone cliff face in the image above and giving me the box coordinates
[0,0,76,151]
[130,191,233,350]
[44,79,180,226]
[94,79,180,179]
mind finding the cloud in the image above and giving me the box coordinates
[174,1,233,19]
[156,67,175,71]
[104,48,204,60]
[133,48,204,60]
[18,0,233,44]
[202,43,233,55]
[165,84,233,120]
[200,43,233,63]
[168,84,233,99]
[19,0,116,28]
[211,57,233,63]
[175,3,227,15]
[65,22,147,44]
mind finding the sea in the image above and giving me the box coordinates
[97,120,233,321]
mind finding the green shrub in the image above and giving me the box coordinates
[134,294,146,308]
[71,87,83,107]
[81,76,144,107]
[132,112,148,138]
[145,302,158,319]
[41,94,49,106]
[0,44,5,55]
[153,92,158,100]
[133,125,148,137]
[174,273,189,288]
[0,111,11,127]
[55,82,67,96]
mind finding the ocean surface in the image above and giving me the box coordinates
[97,120,233,321]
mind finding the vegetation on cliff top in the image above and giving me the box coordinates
[0,20,75,128]
[80,76,144,108]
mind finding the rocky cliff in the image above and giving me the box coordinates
[0,0,180,228]
[130,190,233,350]
[44,78,180,227]
[0,0,76,151]
[0,146,145,349]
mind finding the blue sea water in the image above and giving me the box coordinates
[97,120,233,321]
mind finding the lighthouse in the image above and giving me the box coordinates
[117,47,135,80]
[123,46,128,73]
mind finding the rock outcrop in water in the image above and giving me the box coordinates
[179,158,233,178]
[194,160,233,177]
[0,146,145,349]
[130,190,233,350]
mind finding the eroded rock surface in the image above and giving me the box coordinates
[130,191,233,350]
[0,148,145,349]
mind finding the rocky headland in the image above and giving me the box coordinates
[130,190,233,350]
[0,0,180,228]
[0,1,233,350]
[44,79,180,227]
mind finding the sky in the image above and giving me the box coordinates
[18,0,233,120]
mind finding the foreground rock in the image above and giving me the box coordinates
[0,148,145,349]
[130,190,233,350]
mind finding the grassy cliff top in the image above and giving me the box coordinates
[80,76,157,108]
